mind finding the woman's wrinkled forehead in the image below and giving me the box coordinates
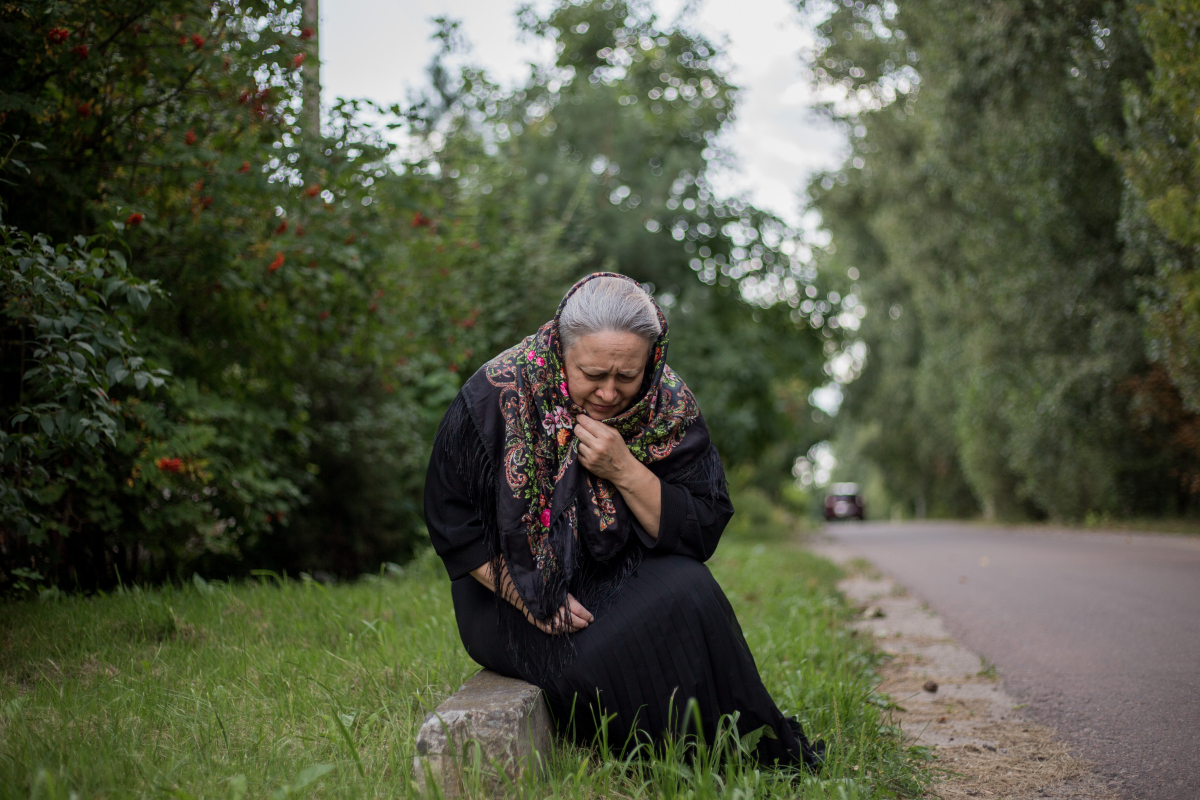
[565,330,651,373]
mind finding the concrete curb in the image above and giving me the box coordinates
[413,670,553,798]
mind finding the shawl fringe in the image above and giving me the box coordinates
[663,442,727,502]
[443,392,644,685]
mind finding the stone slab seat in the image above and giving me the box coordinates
[413,669,553,797]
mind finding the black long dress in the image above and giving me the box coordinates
[424,392,816,767]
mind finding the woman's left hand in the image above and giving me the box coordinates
[574,414,633,482]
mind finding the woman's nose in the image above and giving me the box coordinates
[596,382,618,402]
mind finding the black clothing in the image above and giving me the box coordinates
[450,552,812,765]
[425,391,818,767]
[450,273,716,625]
[424,393,728,580]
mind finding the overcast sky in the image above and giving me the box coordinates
[320,0,845,227]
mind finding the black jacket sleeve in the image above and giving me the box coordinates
[424,393,492,580]
[635,444,734,562]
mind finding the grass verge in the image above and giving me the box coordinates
[0,543,929,799]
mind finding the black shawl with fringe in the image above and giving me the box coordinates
[424,273,730,681]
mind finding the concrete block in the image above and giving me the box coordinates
[413,669,553,797]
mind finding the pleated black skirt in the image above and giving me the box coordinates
[451,552,815,767]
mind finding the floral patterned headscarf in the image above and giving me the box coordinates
[461,272,709,622]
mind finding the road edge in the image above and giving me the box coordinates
[808,538,1118,800]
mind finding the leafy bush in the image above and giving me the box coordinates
[0,0,836,589]
[0,0,560,587]
[0,228,163,541]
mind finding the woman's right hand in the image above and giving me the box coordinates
[472,561,594,634]
[526,592,594,634]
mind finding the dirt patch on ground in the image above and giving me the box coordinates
[810,542,1116,800]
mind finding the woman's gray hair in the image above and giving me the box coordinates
[558,276,661,353]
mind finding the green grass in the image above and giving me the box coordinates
[0,543,929,799]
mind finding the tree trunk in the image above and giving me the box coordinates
[302,0,320,139]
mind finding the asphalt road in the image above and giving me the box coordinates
[822,522,1200,800]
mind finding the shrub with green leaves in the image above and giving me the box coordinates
[0,229,162,548]
[0,0,842,588]
[0,0,580,587]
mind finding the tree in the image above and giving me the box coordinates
[0,0,846,590]
[493,0,838,478]
[0,0,576,587]
[1111,1,1200,411]
[802,0,1198,519]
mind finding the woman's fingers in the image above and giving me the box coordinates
[576,439,599,471]
[573,421,599,447]
[574,420,627,477]
[567,592,595,622]
[577,418,614,447]
[532,598,593,634]
[563,603,588,631]
[575,433,607,470]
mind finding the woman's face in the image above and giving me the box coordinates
[563,331,651,420]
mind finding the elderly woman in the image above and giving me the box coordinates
[424,272,819,767]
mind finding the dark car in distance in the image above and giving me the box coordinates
[824,483,864,521]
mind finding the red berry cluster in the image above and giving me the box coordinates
[155,457,183,474]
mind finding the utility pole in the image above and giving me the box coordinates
[301,0,320,139]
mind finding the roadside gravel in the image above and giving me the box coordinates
[811,540,1116,800]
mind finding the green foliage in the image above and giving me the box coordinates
[0,227,165,538]
[458,0,837,471]
[0,543,929,798]
[0,0,578,586]
[725,485,798,542]
[0,0,357,584]
[1110,1,1200,411]
[0,0,836,586]
[724,466,816,540]
[804,0,1200,520]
